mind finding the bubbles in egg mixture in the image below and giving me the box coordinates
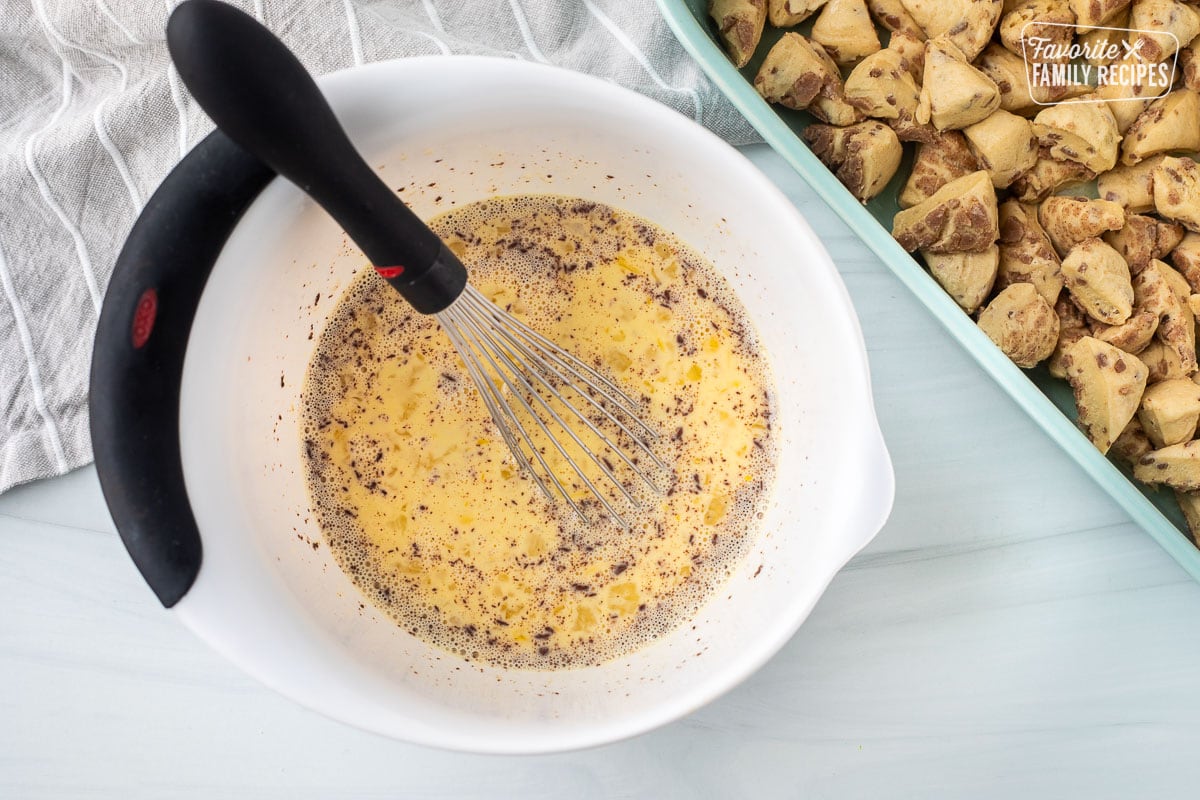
[302,195,777,670]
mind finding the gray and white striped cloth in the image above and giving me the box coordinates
[0,0,759,494]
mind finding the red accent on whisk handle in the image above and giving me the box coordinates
[372,244,466,312]
[166,0,467,314]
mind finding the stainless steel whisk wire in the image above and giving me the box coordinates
[438,285,667,529]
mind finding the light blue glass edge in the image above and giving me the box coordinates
[656,0,1200,582]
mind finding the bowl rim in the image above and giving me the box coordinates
[94,54,894,753]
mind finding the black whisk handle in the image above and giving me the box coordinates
[166,0,466,313]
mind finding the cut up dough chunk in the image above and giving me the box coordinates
[1103,214,1185,271]
[865,0,925,36]
[899,0,1002,59]
[1009,151,1095,203]
[802,121,903,201]
[1049,294,1090,379]
[1061,237,1134,325]
[1091,309,1159,354]
[1032,101,1121,174]
[1181,32,1200,90]
[1097,156,1169,214]
[1137,378,1200,447]
[977,283,1060,368]
[1175,490,1200,545]
[810,0,882,64]
[1134,259,1197,373]
[1095,54,1161,134]
[1079,9,1129,67]
[769,0,829,26]
[1139,339,1195,383]
[1128,0,1200,63]
[962,109,1038,189]
[976,43,1090,113]
[1112,416,1155,465]
[1039,196,1125,257]
[1121,90,1200,166]
[898,131,979,208]
[754,33,863,125]
[1063,336,1149,453]
[999,0,1075,63]
[1070,0,1130,28]
[1134,440,1200,490]
[1153,156,1200,233]
[995,199,1063,304]
[922,246,1000,313]
[844,48,932,142]
[710,0,768,68]
[916,37,1001,131]
[892,170,999,253]
[1171,232,1200,292]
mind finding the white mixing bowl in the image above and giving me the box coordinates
[91,56,893,753]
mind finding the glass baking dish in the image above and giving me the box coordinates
[656,0,1200,581]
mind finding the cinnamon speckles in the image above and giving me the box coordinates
[300,195,778,670]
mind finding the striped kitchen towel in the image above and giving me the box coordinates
[0,0,759,494]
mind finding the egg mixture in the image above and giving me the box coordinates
[302,195,777,669]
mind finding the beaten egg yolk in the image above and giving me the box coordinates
[303,196,776,669]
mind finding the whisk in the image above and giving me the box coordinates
[167,0,664,527]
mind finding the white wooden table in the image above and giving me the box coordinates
[4,144,1200,799]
